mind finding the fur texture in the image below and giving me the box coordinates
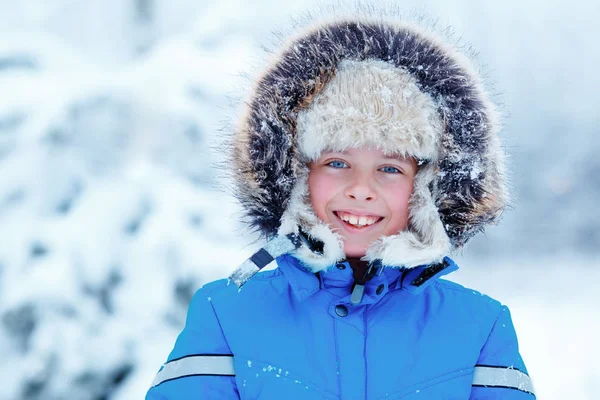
[230,12,507,271]
[297,59,442,161]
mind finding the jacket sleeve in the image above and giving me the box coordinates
[145,287,240,400]
[470,305,536,399]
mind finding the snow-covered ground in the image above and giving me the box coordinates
[0,1,598,399]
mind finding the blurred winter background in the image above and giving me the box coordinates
[0,0,597,399]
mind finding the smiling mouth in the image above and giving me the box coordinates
[333,211,384,229]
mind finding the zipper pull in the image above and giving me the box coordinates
[350,283,365,305]
[348,260,384,305]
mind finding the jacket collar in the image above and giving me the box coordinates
[277,254,458,302]
[397,257,459,294]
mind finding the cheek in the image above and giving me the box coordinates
[307,170,335,221]
[383,180,414,234]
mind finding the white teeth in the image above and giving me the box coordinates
[338,212,379,227]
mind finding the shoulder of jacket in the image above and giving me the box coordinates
[199,268,284,298]
[433,279,504,310]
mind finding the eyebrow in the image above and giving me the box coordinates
[334,150,407,158]
[325,150,414,164]
[381,156,414,164]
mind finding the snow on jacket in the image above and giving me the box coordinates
[146,254,534,399]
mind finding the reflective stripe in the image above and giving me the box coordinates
[229,233,301,287]
[151,355,235,387]
[472,366,535,395]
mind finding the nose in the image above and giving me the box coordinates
[344,172,377,202]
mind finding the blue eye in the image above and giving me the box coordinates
[380,166,401,174]
[327,160,348,169]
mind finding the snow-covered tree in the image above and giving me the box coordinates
[0,4,259,397]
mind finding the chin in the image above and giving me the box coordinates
[343,247,367,258]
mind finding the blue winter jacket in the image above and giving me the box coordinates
[146,255,535,399]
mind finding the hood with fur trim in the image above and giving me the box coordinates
[230,14,507,272]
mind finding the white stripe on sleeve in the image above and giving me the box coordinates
[472,366,535,395]
[151,355,235,388]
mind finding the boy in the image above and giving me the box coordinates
[146,11,535,400]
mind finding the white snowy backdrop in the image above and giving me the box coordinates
[0,0,597,399]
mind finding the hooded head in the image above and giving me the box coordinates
[230,14,507,273]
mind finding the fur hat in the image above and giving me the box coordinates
[230,13,507,272]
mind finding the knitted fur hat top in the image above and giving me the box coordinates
[230,11,507,272]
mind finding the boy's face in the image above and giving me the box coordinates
[308,146,417,258]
